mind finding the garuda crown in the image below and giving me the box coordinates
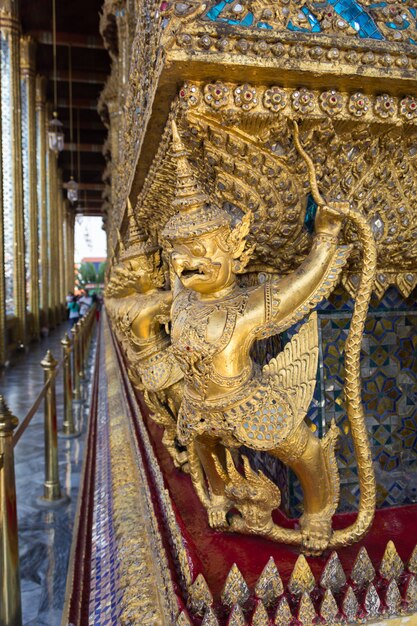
[120,200,158,262]
[161,120,231,241]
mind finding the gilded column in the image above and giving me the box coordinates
[20,36,40,340]
[0,3,27,347]
[57,171,65,320]
[35,75,49,329]
[63,199,74,296]
[45,102,57,327]
[67,209,75,293]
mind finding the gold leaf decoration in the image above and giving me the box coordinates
[188,573,214,615]
[341,585,359,623]
[255,557,284,607]
[364,582,381,618]
[221,564,250,609]
[405,575,417,612]
[228,603,247,626]
[288,555,315,596]
[273,596,292,626]
[319,551,347,593]
[350,546,375,588]
[297,591,317,624]
[379,540,404,582]
[252,600,269,626]
[176,610,193,625]
[385,578,402,615]
[319,588,339,624]
[408,544,417,575]
[201,606,220,626]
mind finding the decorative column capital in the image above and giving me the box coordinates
[0,3,19,31]
[20,36,36,77]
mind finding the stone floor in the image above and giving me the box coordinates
[0,321,97,626]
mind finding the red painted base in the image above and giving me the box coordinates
[136,391,417,601]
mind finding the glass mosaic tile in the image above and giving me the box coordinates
[204,0,417,44]
[88,330,122,625]
[21,79,31,307]
[1,33,15,315]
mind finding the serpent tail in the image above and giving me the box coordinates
[293,120,377,548]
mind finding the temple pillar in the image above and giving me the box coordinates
[20,36,40,341]
[35,75,49,330]
[63,199,71,295]
[65,205,75,294]
[0,2,27,347]
[45,102,58,327]
[57,171,65,320]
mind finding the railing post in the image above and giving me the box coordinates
[77,319,85,380]
[60,334,80,438]
[38,351,68,506]
[71,324,81,401]
[0,396,22,626]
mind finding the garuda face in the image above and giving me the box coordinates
[171,228,235,297]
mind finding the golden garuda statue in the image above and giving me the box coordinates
[161,120,377,555]
[106,202,186,469]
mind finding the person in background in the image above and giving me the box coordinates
[78,289,93,317]
[66,291,74,319]
[67,294,80,328]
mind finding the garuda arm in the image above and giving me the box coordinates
[260,202,352,336]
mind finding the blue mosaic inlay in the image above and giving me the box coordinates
[204,0,417,44]
[304,194,318,235]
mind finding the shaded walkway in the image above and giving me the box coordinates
[0,323,97,626]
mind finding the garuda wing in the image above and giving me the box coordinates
[263,312,319,425]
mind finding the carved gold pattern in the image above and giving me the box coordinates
[288,555,315,596]
[103,315,179,625]
[320,552,347,593]
[297,591,317,624]
[228,604,247,626]
[221,564,250,609]
[405,576,417,612]
[341,586,359,623]
[132,83,417,299]
[251,601,269,626]
[364,583,381,618]
[380,540,404,581]
[385,579,402,616]
[274,596,292,626]
[201,607,220,626]
[188,574,214,616]
[254,556,284,607]
[319,589,339,624]
[350,546,376,587]
[177,611,193,626]
[409,546,417,575]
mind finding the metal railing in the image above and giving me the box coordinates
[0,305,97,626]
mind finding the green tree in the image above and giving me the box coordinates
[97,262,106,285]
[76,261,107,292]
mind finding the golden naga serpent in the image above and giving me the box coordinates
[288,121,377,548]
